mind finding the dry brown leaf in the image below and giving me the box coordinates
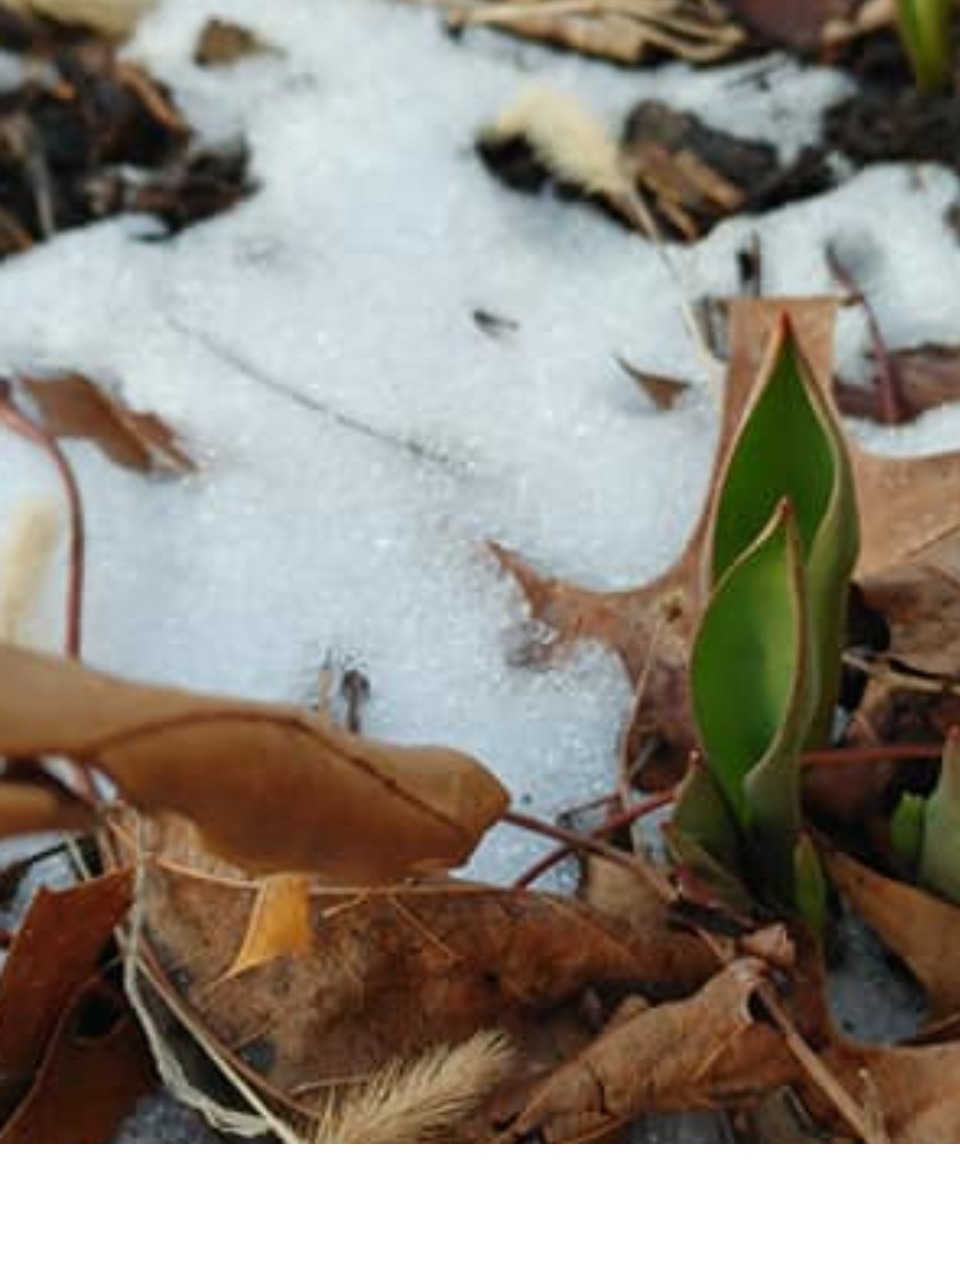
[0,642,509,884]
[193,18,275,66]
[825,849,960,1019]
[446,0,745,66]
[0,979,155,1143]
[0,869,133,1120]
[501,959,796,1141]
[0,772,95,840]
[23,373,196,475]
[812,1037,960,1142]
[120,834,717,1123]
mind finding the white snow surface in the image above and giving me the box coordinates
[0,0,959,889]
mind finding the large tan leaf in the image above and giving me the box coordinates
[0,643,509,882]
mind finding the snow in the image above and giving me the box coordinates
[1,0,959,1137]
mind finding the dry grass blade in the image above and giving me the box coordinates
[305,1031,515,1143]
[0,495,61,644]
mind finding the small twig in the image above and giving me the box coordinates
[0,386,85,658]
[165,317,459,473]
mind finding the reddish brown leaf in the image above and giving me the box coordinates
[23,373,196,475]
[0,869,133,1116]
[0,980,155,1143]
[0,642,509,884]
[193,18,274,66]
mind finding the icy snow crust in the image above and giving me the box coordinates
[2,0,960,893]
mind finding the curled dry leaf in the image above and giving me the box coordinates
[193,18,275,67]
[22,373,196,476]
[501,959,796,1142]
[0,869,135,1124]
[0,642,509,884]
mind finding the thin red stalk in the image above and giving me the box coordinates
[802,741,946,768]
[510,791,675,889]
[826,244,902,425]
[0,389,84,658]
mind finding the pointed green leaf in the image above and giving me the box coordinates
[711,319,859,745]
[917,729,960,905]
[896,0,954,92]
[691,500,811,907]
[890,791,925,876]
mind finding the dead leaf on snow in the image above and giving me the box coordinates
[22,373,196,475]
[616,356,689,410]
[0,641,509,885]
[193,18,276,67]
[836,342,960,426]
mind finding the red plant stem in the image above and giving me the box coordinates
[510,791,675,889]
[505,808,675,898]
[826,244,902,425]
[0,389,84,658]
[802,741,946,768]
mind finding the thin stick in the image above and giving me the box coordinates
[760,991,886,1143]
[505,808,676,900]
[0,388,84,658]
[826,243,902,425]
